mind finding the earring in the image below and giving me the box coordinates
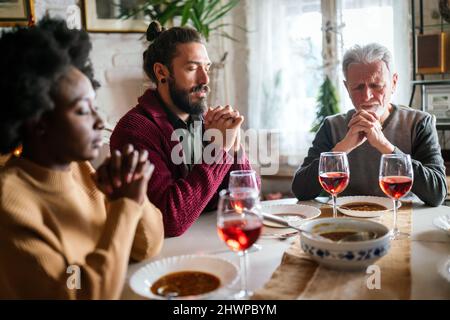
[13,145,23,157]
[160,78,166,84]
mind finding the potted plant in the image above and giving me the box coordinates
[119,0,240,41]
[311,76,341,132]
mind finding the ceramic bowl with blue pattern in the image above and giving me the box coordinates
[300,218,391,271]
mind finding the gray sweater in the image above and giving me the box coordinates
[292,105,447,206]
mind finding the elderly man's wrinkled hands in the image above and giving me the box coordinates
[358,111,394,154]
[204,105,244,153]
[334,110,394,154]
[332,111,369,153]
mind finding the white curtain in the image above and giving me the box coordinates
[247,0,321,163]
[247,0,290,130]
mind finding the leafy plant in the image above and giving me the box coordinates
[311,76,340,132]
[119,0,240,41]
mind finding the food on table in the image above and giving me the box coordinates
[319,231,359,241]
[151,271,220,297]
[340,202,388,211]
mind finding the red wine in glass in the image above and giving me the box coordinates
[318,152,350,218]
[379,154,413,240]
[319,172,349,195]
[379,176,413,199]
[217,212,262,252]
[217,189,262,299]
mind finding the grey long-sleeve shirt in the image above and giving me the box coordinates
[292,105,447,206]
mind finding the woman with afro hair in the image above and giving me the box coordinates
[0,17,164,299]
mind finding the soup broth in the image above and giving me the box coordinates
[341,202,387,211]
[319,231,358,241]
[151,271,220,297]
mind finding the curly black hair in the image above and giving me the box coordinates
[143,21,204,83]
[38,17,100,89]
[0,17,97,155]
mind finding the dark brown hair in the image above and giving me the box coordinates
[143,21,204,83]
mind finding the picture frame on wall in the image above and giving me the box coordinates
[83,0,149,33]
[425,86,450,123]
[0,0,34,27]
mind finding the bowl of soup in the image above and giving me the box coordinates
[331,196,399,218]
[299,218,391,270]
[129,255,239,299]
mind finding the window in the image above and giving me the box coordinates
[340,0,395,112]
[247,0,409,162]
[247,0,322,162]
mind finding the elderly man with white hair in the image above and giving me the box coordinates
[292,43,447,206]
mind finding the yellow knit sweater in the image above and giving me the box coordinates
[0,157,164,299]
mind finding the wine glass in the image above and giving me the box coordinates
[318,152,350,218]
[216,189,262,299]
[379,154,413,240]
[228,170,262,251]
[229,170,259,193]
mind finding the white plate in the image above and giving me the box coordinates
[129,255,239,300]
[433,214,450,237]
[437,257,450,283]
[331,196,401,218]
[260,203,321,238]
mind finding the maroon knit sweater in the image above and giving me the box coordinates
[110,89,256,237]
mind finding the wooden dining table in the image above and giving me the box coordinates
[121,198,450,300]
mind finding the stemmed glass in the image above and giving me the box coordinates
[216,189,262,299]
[379,154,413,240]
[229,170,259,194]
[229,170,262,251]
[318,152,350,218]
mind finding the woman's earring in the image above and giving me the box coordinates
[160,78,166,84]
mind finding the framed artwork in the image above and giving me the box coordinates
[0,0,34,27]
[83,0,149,33]
[425,86,450,122]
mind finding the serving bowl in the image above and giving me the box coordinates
[129,255,239,299]
[300,218,391,270]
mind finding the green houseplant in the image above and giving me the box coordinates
[311,76,341,132]
[119,0,240,41]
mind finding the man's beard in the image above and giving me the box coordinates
[168,77,209,116]
[372,104,387,118]
[360,104,386,118]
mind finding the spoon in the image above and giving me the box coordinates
[261,212,331,241]
[262,212,377,242]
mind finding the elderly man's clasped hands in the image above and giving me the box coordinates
[334,109,395,155]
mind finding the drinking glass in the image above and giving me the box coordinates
[216,189,262,299]
[229,170,259,193]
[228,170,263,251]
[318,152,350,218]
[379,154,413,240]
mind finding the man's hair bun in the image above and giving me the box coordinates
[146,21,165,42]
